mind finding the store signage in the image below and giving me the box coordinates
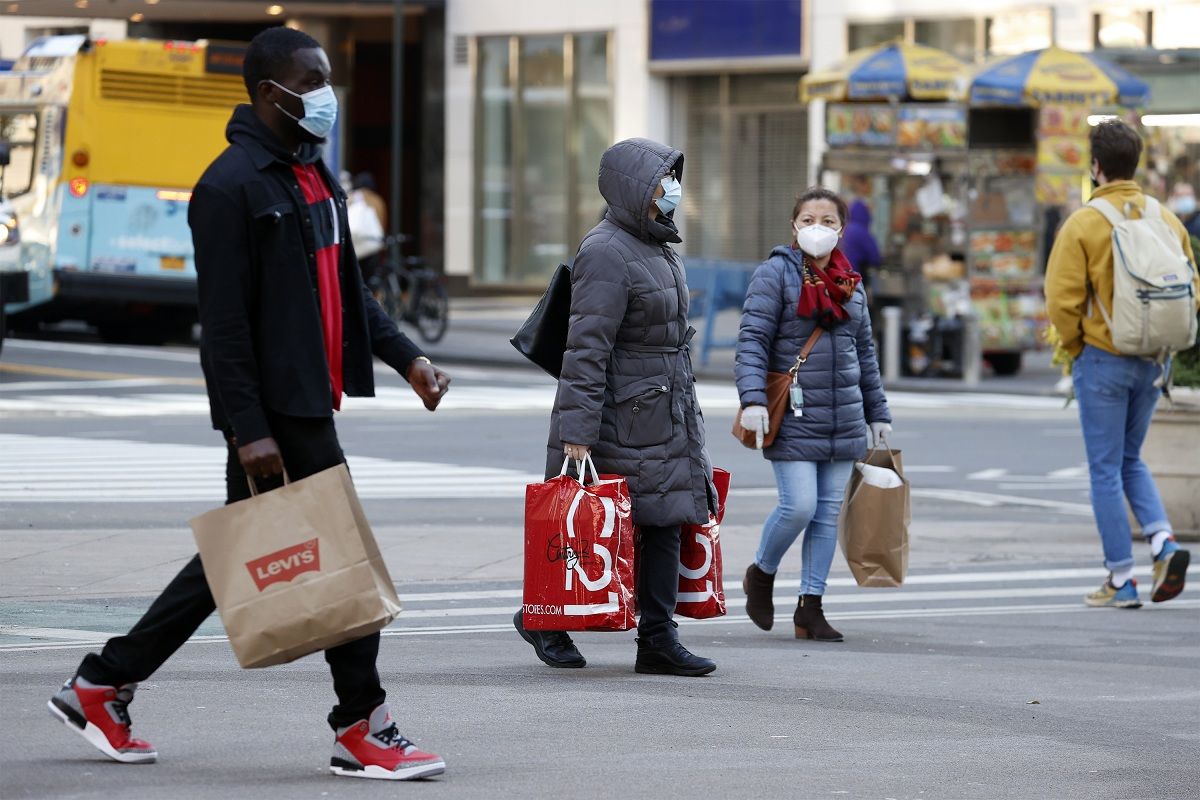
[650,0,803,63]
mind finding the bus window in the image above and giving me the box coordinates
[0,111,38,198]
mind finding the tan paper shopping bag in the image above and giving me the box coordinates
[837,447,911,588]
[190,463,401,668]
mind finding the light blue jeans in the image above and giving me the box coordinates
[1071,345,1173,571]
[755,459,855,595]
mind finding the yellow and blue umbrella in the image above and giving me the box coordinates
[801,41,967,103]
[968,46,1150,107]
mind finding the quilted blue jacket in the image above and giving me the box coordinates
[734,245,891,462]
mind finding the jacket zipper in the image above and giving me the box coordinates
[829,328,837,454]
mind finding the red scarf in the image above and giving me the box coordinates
[795,248,861,328]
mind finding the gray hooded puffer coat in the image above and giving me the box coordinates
[734,245,891,462]
[545,138,715,527]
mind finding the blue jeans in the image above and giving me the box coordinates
[1071,345,1173,571]
[755,459,855,595]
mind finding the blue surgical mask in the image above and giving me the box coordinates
[271,81,338,139]
[655,174,682,215]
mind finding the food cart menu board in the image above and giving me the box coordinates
[971,280,1049,351]
[1036,105,1090,205]
[896,106,967,150]
[827,104,968,150]
[969,230,1038,282]
[827,105,896,147]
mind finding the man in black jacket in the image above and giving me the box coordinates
[47,27,450,782]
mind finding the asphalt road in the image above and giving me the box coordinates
[1,338,1197,800]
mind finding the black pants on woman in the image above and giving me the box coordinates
[76,413,386,730]
[636,524,682,644]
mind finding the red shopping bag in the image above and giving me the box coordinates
[676,468,730,620]
[522,456,636,631]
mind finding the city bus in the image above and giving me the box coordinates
[0,35,246,344]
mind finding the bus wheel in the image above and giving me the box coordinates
[97,322,170,346]
[985,351,1023,376]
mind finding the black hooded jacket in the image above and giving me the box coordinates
[190,105,423,445]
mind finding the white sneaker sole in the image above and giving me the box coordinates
[330,760,446,780]
[47,699,158,764]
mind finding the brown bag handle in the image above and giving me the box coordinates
[788,328,824,376]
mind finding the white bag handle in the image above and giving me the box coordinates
[558,453,601,485]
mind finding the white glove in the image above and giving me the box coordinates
[870,422,893,448]
[739,405,770,449]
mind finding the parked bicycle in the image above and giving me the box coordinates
[361,234,450,344]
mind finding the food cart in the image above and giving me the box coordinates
[803,42,977,376]
[963,46,1151,375]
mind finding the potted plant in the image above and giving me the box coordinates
[1141,305,1200,541]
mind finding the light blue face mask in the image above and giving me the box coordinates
[655,174,682,215]
[270,81,338,139]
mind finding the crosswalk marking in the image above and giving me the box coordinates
[0,434,541,502]
[0,382,1070,419]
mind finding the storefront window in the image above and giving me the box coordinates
[673,73,808,261]
[914,18,977,63]
[985,9,1053,57]
[847,21,904,52]
[474,33,612,286]
[1095,9,1151,49]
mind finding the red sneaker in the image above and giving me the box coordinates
[330,703,444,780]
[48,677,157,764]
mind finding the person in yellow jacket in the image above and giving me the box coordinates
[1045,119,1196,610]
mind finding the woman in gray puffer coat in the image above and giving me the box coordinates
[735,187,892,643]
[513,138,718,677]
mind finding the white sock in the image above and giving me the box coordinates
[1149,531,1172,557]
[1110,566,1134,588]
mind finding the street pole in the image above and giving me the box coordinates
[390,0,405,260]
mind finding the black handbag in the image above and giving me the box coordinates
[510,262,572,378]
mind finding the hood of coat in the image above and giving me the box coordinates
[226,103,323,167]
[598,137,684,243]
[848,198,872,226]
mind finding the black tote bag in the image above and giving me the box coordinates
[510,262,572,378]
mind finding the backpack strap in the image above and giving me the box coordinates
[1087,198,1125,227]
[1143,195,1163,221]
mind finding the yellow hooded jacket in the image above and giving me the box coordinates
[1045,180,1199,358]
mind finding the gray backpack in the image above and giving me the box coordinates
[1087,196,1198,356]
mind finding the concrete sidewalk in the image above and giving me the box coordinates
[420,297,1067,396]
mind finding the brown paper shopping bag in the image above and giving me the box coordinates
[837,446,911,588]
[190,463,401,669]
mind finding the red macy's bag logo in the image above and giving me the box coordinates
[246,539,321,591]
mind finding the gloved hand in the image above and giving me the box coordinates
[739,405,770,449]
[870,422,893,448]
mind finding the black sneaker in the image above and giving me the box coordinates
[635,638,716,677]
[512,611,586,668]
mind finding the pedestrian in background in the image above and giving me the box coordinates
[1045,119,1195,609]
[839,197,882,286]
[513,138,720,677]
[735,187,892,641]
[1167,182,1200,238]
[47,26,451,781]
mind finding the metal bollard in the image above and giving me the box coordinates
[882,306,902,382]
[961,313,982,386]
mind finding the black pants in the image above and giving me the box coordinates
[636,524,681,643]
[78,413,386,729]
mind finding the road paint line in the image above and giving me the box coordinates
[394,566,1153,603]
[0,625,113,640]
[967,468,1008,481]
[4,599,1196,652]
[910,488,1092,515]
[0,379,193,392]
[4,339,200,363]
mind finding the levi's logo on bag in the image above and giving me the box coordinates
[246,539,321,591]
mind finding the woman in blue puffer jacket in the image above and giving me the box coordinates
[734,186,892,642]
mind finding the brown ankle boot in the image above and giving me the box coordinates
[793,595,843,642]
[742,563,776,630]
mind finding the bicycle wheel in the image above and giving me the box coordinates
[414,279,449,343]
[372,271,404,323]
